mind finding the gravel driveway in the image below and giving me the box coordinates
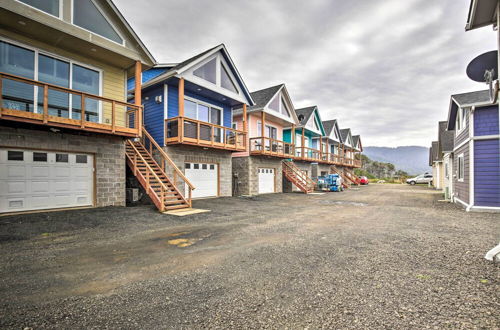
[0,184,498,329]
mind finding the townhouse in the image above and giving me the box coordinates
[127,44,254,209]
[231,84,301,195]
[0,0,155,214]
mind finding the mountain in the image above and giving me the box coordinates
[362,146,430,175]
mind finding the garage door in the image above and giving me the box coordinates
[0,149,94,213]
[185,163,218,198]
[258,168,275,194]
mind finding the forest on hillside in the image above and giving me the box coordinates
[354,154,410,181]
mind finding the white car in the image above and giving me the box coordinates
[406,173,433,185]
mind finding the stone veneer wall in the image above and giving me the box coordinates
[311,163,332,181]
[232,156,283,196]
[1,125,126,207]
[163,145,233,197]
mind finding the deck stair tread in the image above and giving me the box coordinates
[282,160,315,193]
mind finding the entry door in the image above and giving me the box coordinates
[185,163,218,198]
[0,149,94,213]
[258,168,275,194]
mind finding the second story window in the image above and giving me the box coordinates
[73,0,124,45]
[18,0,60,18]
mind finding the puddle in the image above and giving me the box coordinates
[160,231,213,248]
[320,201,367,206]
[168,238,196,248]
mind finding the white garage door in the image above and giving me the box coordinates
[185,163,218,198]
[258,168,275,194]
[0,149,94,213]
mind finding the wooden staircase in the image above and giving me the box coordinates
[330,166,350,189]
[344,168,361,185]
[282,160,315,193]
[125,128,195,212]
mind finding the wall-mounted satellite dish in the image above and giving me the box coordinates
[466,50,497,82]
[466,50,498,103]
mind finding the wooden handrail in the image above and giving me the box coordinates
[166,116,245,135]
[0,72,141,110]
[141,128,195,190]
[283,161,315,188]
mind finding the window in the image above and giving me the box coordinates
[18,0,60,17]
[0,40,101,120]
[457,154,464,181]
[193,58,217,84]
[56,154,68,163]
[456,107,468,134]
[73,0,123,44]
[202,164,207,169]
[266,125,277,139]
[210,164,215,170]
[445,163,449,179]
[185,163,191,169]
[76,155,88,164]
[221,64,237,93]
[184,98,222,125]
[268,95,280,111]
[280,96,291,117]
[267,93,292,118]
[33,152,47,162]
[7,151,23,161]
[194,164,199,169]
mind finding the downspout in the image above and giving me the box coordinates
[466,106,475,212]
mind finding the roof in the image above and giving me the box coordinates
[340,128,351,142]
[431,141,439,162]
[295,106,316,126]
[136,44,254,105]
[248,84,283,111]
[438,121,454,154]
[466,0,498,31]
[322,119,338,137]
[447,90,494,130]
[107,0,155,65]
[352,135,362,151]
[451,90,491,107]
[429,146,433,166]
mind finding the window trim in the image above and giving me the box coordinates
[184,95,223,126]
[15,0,63,20]
[0,36,103,122]
[70,0,126,46]
[456,107,467,136]
[457,153,464,182]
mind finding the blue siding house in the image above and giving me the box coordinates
[129,44,254,199]
[447,90,500,211]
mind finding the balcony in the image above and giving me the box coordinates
[165,117,246,151]
[249,137,295,158]
[0,72,141,137]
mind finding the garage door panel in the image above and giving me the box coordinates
[0,149,94,213]
[258,168,275,194]
[32,181,50,193]
[185,163,218,198]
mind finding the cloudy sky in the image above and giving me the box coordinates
[117,0,495,147]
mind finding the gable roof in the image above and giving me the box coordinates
[248,84,283,110]
[107,0,156,65]
[431,141,439,162]
[438,121,454,154]
[447,90,493,130]
[322,119,340,141]
[137,44,254,105]
[352,135,362,151]
[340,129,351,143]
[429,145,433,166]
[295,106,316,126]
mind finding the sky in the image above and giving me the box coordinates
[116,0,496,147]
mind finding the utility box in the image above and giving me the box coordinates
[126,188,140,203]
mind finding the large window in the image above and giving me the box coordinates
[220,64,237,93]
[73,0,123,44]
[193,58,217,84]
[267,93,292,118]
[457,154,464,181]
[18,0,60,17]
[0,40,101,121]
[184,98,223,142]
[456,107,468,134]
[191,54,239,94]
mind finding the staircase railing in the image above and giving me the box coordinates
[282,161,315,192]
[139,127,194,206]
[125,140,177,212]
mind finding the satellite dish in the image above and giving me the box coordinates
[466,50,498,82]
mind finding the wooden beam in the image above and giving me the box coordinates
[134,61,142,135]
[242,103,247,132]
[178,78,185,142]
[301,127,305,160]
[43,85,48,124]
[261,111,265,137]
[291,124,295,156]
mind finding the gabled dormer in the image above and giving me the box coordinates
[138,44,254,107]
[352,135,363,152]
[295,106,326,136]
[322,119,341,143]
[340,128,354,147]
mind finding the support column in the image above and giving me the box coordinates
[301,128,305,160]
[134,61,142,135]
[178,78,185,142]
[242,103,247,132]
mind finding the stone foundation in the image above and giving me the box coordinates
[311,163,332,180]
[232,156,283,196]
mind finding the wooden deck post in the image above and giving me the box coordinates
[325,137,329,162]
[291,124,295,156]
[0,76,3,118]
[178,78,185,142]
[301,128,305,160]
[242,103,248,152]
[43,85,48,124]
[261,110,265,152]
[242,103,247,132]
[134,61,142,136]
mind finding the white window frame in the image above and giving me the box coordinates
[457,153,464,182]
[456,107,467,136]
[0,36,103,122]
[70,0,126,46]
[184,96,223,126]
[15,0,63,19]
[256,121,278,139]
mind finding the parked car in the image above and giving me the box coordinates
[359,176,369,185]
[406,173,433,185]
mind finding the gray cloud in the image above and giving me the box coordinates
[116,0,495,147]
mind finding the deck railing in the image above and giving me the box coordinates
[165,116,246,151]
[249,137,295,158]
[0,72,141,137]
